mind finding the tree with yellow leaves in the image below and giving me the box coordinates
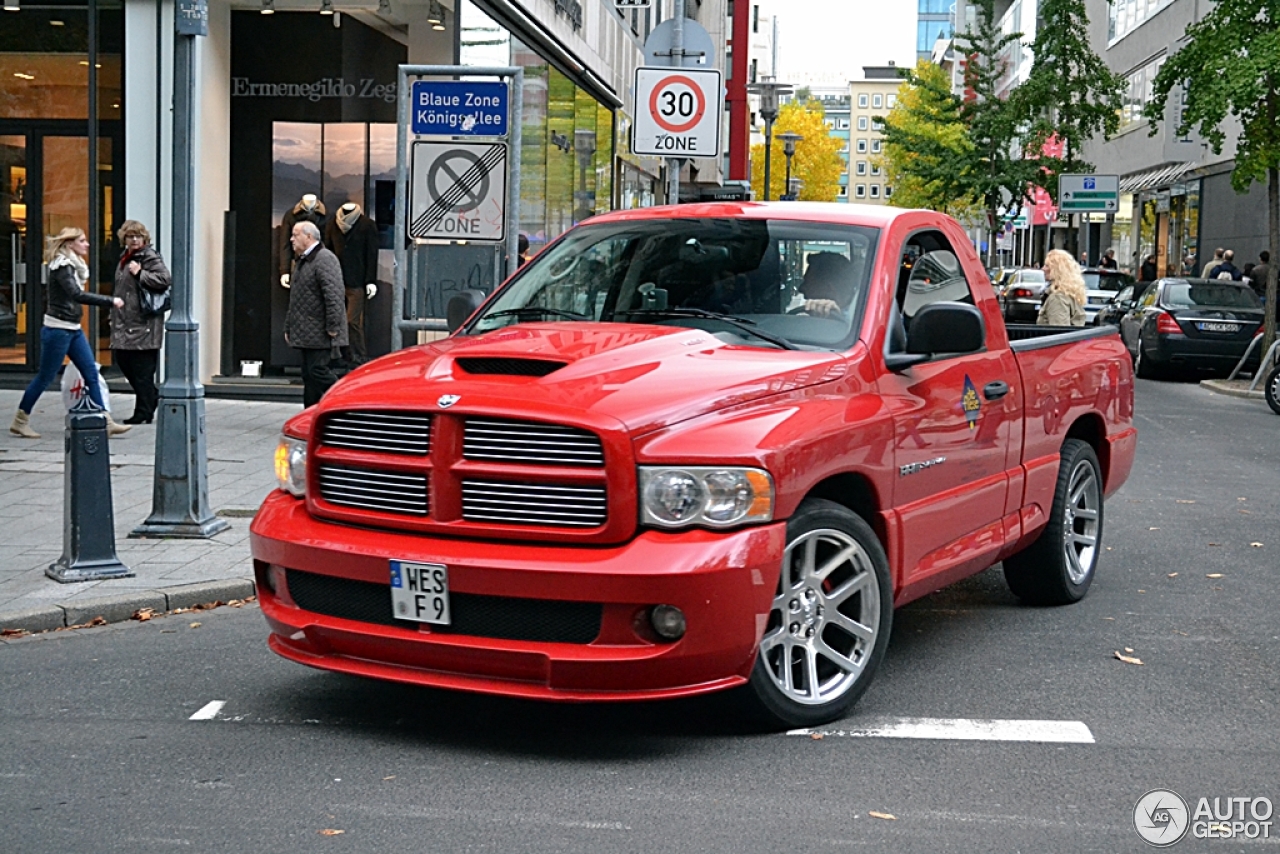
[750,100,844,202]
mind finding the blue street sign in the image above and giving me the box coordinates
[411,81,509,136]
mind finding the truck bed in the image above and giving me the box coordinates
[1005,323,1119,352]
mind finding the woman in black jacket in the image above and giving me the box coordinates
[111,220,171,424]
[9,227,130,439]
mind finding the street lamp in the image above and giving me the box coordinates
[778,131,803,201]
[746,78,793,201]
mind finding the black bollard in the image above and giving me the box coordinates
[46,398,133,583]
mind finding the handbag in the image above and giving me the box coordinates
[140,283,172,317]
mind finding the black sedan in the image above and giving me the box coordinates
[1119,278,1264,378]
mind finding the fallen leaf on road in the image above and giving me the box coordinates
[1149,527,1160,531]
[132,608,155,622]
[1114,651,1143,665]
[869,811,897,820]
[1175,500,1195,504]
[1124,647,1134,653]
[189,622,202,629]
[319,829,345,836]
[1208,543,1220,547]
[810,733,824,740]
[172,607,194,614]
[1206,573,1224,579]
[1167,573,1178,578]
[1250,543,1263,548]
[383,776,396,781]
[1102,617,1115,621]
[1,628,30,638]
[1238,509,1251,515]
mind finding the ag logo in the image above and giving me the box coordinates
[1134,789,1190,847]
[437,394,461,408]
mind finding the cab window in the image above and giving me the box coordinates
[887,231,976,354]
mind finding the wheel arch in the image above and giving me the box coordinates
[1064,413,1109,489]
[802,471,889,555]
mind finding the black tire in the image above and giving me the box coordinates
[1265,365,1280,416]
[1003,439,1104,606]
[741,499,893,729]
[1134,334,1162,379]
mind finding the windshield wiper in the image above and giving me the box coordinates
[484,306,591,322]
[627,308,796,350]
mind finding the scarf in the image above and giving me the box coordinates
[119,248,140,270]
[335,204,362,234]
[49,250,90,288]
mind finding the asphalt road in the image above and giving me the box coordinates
[3,378,1278,853]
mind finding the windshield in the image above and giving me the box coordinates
[1162,283,1261,309]
[468,218,880,350]
[1082,271,1132,291]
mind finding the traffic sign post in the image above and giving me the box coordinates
[632,68,723,158]
[1058,174,1119,213]
[394,65,524,344]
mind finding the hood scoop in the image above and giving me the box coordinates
[455,357,568,377]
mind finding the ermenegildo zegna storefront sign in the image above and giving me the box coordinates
[231,77,397,102]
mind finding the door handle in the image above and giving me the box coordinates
[983,380,1010,401]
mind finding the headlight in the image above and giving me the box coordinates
[639,466,773,528]
[274,435,307,497]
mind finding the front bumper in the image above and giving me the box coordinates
[250,491,786,701]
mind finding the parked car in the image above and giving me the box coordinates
[1095,281,1153,328]
[997,268,1048,323]
[1081,268,1135,324]
[1119,278,1264,378]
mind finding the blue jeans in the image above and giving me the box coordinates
[19,326,106,414]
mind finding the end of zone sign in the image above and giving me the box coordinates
[411,81,508,137]
[632,67,722,157]
[409,141,507,241]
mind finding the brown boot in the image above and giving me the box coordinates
[105,413,132,436]
[9,409,39,439]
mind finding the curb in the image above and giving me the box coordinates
[1200,379,1265,400]
[0,578,257,634]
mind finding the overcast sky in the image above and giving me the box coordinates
[775,2,918,81]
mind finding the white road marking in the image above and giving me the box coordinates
[189,701,226,721]
[788,716,1095,743]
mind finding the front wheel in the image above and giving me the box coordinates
[742,499,893,729]
[1003,438,1103,605]
[1265,365,1280,416]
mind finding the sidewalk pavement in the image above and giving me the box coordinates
[1200,377,1266,400]
[0,388,298,633]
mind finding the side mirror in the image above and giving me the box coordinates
[446,289,487,333]
[905,302,986,355]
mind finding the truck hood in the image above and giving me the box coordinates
[322,323,850,435]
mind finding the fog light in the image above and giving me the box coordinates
[649,604,686,640]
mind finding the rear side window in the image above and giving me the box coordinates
[1162,283,1260,309]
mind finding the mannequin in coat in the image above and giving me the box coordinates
[324,202,379,364]
[279,194,326,288]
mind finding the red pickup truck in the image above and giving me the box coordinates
[251,202,1136,728]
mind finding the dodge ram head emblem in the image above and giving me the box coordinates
[437,394,461,408]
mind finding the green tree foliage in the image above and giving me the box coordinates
[750,100,844,202]
[1018,0,1126,175]
[876,61,982,219]
[1144,0,1280,353]
[954,0,1043,260]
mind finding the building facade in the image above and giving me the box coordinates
[0,0,727,384]
[849,66,900,205]
[917,0,952,62]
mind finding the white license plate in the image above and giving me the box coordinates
[1197,322,1239,333]
[390,560,450,624]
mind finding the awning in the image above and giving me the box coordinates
[1119,162,1197,194]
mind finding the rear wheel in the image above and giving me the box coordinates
[1004,439,1103,606]
[1134,334,1162,379]
[1265,364,1280,416]
[742,499,892,729]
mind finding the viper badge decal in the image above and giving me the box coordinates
[962,375,981,431]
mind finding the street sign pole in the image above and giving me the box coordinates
[667,0,685,205]
[133,0,229,539]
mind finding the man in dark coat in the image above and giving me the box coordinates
[1249,250,1271,299]
[1209,249,1243,281]
[284,221,349,407]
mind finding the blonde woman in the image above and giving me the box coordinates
[9,227,131,439]
[1037,249,1088,327]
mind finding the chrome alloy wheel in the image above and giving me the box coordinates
[1061,457,1101,585]
[759,528,882,706]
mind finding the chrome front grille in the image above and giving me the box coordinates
[321,411,431,455]
[463,418,604,466]
[462,480,607,527]
[317,464,429,516]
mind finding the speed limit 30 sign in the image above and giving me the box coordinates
[632,67,723,157]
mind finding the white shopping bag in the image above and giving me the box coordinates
[61,361,112,413]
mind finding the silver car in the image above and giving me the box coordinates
[997,269,1048,324]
